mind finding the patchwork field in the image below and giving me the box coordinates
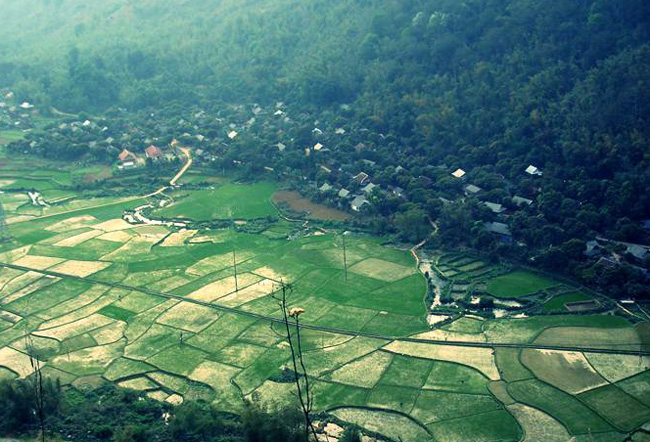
[0,175,648,442]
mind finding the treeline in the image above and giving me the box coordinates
[0,377,362,442]
[2,0,650,297]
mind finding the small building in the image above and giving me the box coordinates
[277,142,286,152]
[464,184,482,195]
[117,149,137,164]
[585,240,602,258]
[274,109,284,116]
[353,172,370,185]
[335,128,346,135]
[484,202,507,214]
[362,183,377,195]
[485,222,512,242]
[597,257,620,270]
[525,165,543,176]
[626,244,649,260]
[312,128,323,135]
[145,145,164,160]
[512,195,533,206]
[19,102,34,109]
[320,183,333,192]
[452,168,466,179]
[351,195,370,212]
[338,188,351,199]
[313,143,323,151]
[228,130,238,139]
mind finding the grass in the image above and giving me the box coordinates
[366,384,421,413]
[486,270,559,298]
[410,390,501,424]
[423,361,489,394]
[520,349,607,394]
[426,410,521,442]
[578,385,650,432]
[484,314,631,344]
[617,371,650,407]
[543,292,592,312]
[442,317,484,334]
[494,348,533,382]
[378,354,432,389]
[507,379,613,434]
[0,130,26,143]
[154,182,278,220]
[98,305,137,321]
[332,408,431,442]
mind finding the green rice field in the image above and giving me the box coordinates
[0,171,648,442]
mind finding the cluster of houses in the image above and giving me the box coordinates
[319,171,382,212]
[449,164,543,243]
[0,90,36,132]
[116,144,179,170]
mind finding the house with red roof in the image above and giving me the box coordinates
[145,145,164,160]
[117,149,138,169]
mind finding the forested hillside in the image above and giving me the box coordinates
[2,0,650,297]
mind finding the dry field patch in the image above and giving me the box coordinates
[92,219,135,232]
[251,266,287,282]
[98,230,134,243]
[100,237,158,261]
[186,252,253,277]
[508,404,570,442]
[54,229,104,247]
[46,215,98,232]
[51,340,125,375]
[328,351,393,388]
[586,353,650,383]
[50,260,111,277]
[160,230,198,247]
[91,322,127,345]
[12,255,66,270]
[216,279,277,307]
[156,302,218,332]
[535,326,642,351]
[349,258,414,282]
[413,329,487,343]
[186,274,262,302]
[36,313,114,341]
[384,341,499,380]
[0,346,40,378]
[521,349,607,394]
[0,245,32,264]
[1,276,59,305]
[39,284,109,321]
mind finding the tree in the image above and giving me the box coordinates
[394,208,430,243]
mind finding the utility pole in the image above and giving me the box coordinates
[0,201,11,243]
[342,233,348,282]
[233,249,239,292]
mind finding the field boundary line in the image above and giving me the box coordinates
[2,261,650,357]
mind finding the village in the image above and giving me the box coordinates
[2,89,650,299]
